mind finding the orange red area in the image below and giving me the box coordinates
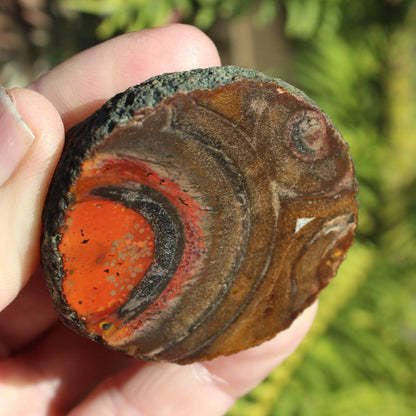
[60,199,155,323]
[58,155,205,342]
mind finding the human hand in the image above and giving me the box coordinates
[0,24,317,415]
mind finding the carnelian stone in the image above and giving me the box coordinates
[59,199,155,324]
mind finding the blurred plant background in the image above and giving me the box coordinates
[1,0,415,414]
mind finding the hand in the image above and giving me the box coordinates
[0,24,317,415]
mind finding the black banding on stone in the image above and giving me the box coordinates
[91,184,185,320]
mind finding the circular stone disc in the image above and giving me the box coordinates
[41,66,358,364]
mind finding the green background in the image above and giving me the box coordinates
[1,1,415,414]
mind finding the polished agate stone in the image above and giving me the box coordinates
[41,66,358,364]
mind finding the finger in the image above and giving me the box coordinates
[0,87,64,312]
[0,325,135,415]
[30,24,221,129]
[67,304,317,416]
[0,267,57,357]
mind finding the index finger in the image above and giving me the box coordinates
[30,24,221,129]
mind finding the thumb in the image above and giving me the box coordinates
[0,87,64,311]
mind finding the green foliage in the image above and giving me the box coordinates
[59,0,277,37]
[60,0,188,38]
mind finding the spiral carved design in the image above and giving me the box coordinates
[41,66,358,364]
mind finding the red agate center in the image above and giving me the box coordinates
[60,199,155,323]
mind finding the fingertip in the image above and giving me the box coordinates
[11,88,65,143]
[0,88,35,187]
[0,87,64,310]
[156,23,222,69]
[9,89,65,182]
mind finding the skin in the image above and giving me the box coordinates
[0,24,317,415]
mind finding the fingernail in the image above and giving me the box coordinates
[0,87,35,186]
